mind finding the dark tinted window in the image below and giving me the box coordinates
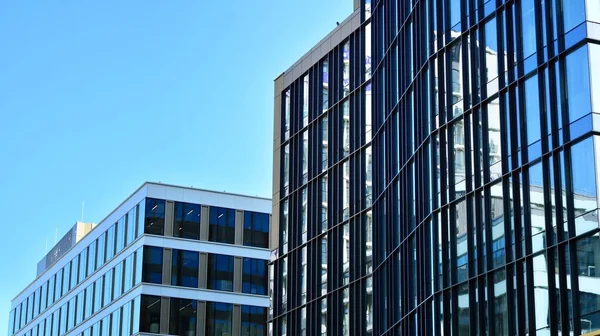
[242,258,267,295]
[142,246,163,284]
[145,198,165,236]
[241,305,267,336]
[243,212,269,248]
[174,202,201,240]
[209,207,235,244]
[169,298,197,335]
[206,302,232,336]
[139,295,161,333]
[207,254,234,291]
[171,249,199,288]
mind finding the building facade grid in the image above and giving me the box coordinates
[271,0,600,335]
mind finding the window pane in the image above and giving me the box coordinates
[302,131,308,184]
[301,188,307,243]
[207,254,234,291]
[241,305,266,336]
[343,41,350,96]
[566,46,591,123]
[174,202,201,240]
[529,163,546,253]
[303,74,309,127]
[571,137,598,236]
[342,100,350,158]
[521,0,537,58]
[139,295,161,333]
[169,299,197,336]
[576,232,600,333]
[342,223,350,285]
[209,207,236,244]
[301,247,307,304]
[206,302,232,336]
[145,198,165,236]
[525,75,541,145]
[171,249,199,288]
[142,246,163,284]
[322,61,329,112]
[243,211,269,248]
[281,257,288,311]
[321,235,328,295]
[321,175,328,232]
[242,258,267,295]
[564,0,586,32]
[343,161,350,220]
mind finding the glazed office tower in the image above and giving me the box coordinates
[8,183,271,336]
[271,0,600,335]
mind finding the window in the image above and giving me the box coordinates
[520,0,537,58]
[209,207,235,244]
[343,161,350,220]
[59,265,69,299]
[139,295,161,334]
[342,101,350,157]
[321,116,328,171]
[126,206,137,245]
[87,240,97,276]
[302,131,309,184]
[103,269,113,307]
[321,175,328,232]
[284,89,291,140]
[207,254,234,291]
[343,41,350,96]
[524,75,541,145]
[145,198,165,236]
[301,247,307,304]
[79,247,88,282]
[566,46,591,123]
[321,236,327,295]
[575,232,600,332]
[174,202,201,240]
[242,258,267,295]
[142,246,163,284]
[241,306,266,336]
[323,60,329,112]
[243,211,269,248]
[171,249,199,288]
[303,74,309,127]
[206,302,232,336]
[342,224,350,285]
[169,299,197,336]
[571,137,598,236]
[282,200,289,254]
[301,188,307,243]
[106,225,115,261]
[70,255,79,291]
[283,144,290,195]
[116,216,125,254]
[281,257,288,311]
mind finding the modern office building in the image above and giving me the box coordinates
[8,182,271,336]
[271,0,600,335]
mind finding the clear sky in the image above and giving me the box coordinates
[0,1,352,333]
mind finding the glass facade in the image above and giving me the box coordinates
[9,190,270,336]
[272,0,600,335]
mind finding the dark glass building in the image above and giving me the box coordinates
[8,182,271,336]
[270,0,600,335]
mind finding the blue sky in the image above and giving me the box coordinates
[0,1,352,333]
